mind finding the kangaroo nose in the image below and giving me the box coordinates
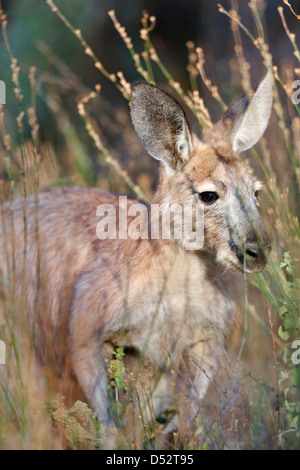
[245,242,271,272]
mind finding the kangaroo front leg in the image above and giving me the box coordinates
[156,338,223,448]
[69,317,113,426]
[188,339,223,403]
[176,338,225,441]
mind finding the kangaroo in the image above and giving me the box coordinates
[0,72,272,443]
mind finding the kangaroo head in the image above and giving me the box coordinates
[130,72,272,273]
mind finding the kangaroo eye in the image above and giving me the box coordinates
[199,192,218,204]
[254,190,261,206]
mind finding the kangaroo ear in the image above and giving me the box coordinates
[130,82,193,169]
[224,70,273,154]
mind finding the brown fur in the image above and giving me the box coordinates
[0,78,273,445]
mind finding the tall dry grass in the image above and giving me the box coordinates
[0,0,299,449]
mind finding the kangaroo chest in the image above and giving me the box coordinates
[116,251,237,365]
